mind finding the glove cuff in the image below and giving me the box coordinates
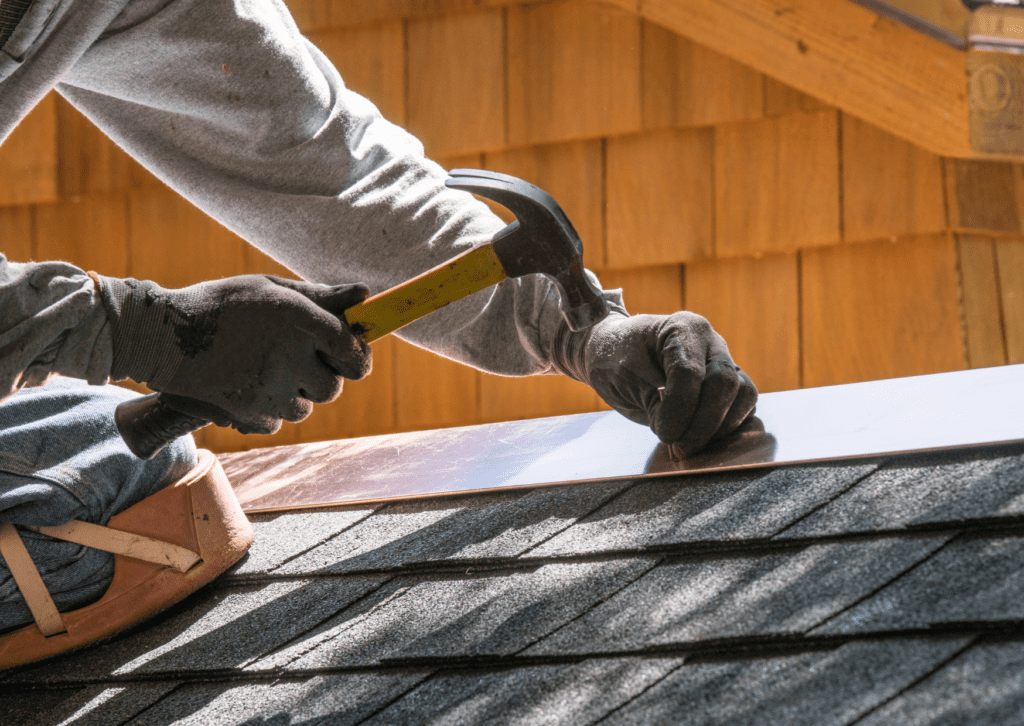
[550,319,594,387]
[91,275,185,390]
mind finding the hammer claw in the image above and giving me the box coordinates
[447,170,579,245]
[445,169,609,332]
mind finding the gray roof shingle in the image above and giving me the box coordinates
[4,435,1023,724]
[856,640,1024,726]
[778,449,1024,538]
[525,535,951,655]
[272,479,632,576]
[257,559,656,671]
[531,463,879,556]
[359,657,683,726]
[601,638,973,726]
[124,672,432,726]
[813,534,1024,635]
[6,682,178,726]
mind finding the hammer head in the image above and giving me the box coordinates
[446,169,609,332]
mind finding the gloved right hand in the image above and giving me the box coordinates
[552,311,757,456]
[92,274,372,434]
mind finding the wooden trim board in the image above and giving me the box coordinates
[604,0,974,158]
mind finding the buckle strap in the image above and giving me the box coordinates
[26,521,201,573]
[0,520,202,638]
[0,523,66,637]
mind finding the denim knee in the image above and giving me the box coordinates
[0,377,198,630]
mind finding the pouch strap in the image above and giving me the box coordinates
[0,522,66,637]
[0,519,202,638]
[26,521,201,573]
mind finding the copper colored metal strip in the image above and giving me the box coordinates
[0,523,66,637]
[222,365,1024,513]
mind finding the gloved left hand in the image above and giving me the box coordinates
[553,312,758,455]
[94,274,372,434]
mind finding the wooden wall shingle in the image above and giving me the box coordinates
[957,235,1007,369]
[801,235,965,387]
[946,159,1024,234]
[599,266,684,316]
[408,11,505,156]
[507,2,641,146]
[36,194,130,278]
[0,95,57,207]
[0,206,34,262]
[3,0,1015,451]
[685,254,800,393]
[127,188,246,288]
[996,239,1024,366]
[842,113,946,243]
[643,21,764,130]
[55,98,154,196]
[763,77,830,116]
[606,128,713,267]
[715,110,841,257]
[394,339,480,431]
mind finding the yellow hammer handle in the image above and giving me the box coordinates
[344,244,508,343]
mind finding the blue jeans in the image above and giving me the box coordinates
[0,378,197,631]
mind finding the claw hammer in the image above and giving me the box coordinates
[115,169,610,458]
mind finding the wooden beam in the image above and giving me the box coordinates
[286,0,547,32]
[604,0,973,158]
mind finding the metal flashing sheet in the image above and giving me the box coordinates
[222,365,1024,512]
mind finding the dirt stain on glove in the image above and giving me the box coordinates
[142,285,224,359]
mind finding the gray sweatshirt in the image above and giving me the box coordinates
[0,0,625,401]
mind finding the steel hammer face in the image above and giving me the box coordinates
[446,169,609,331]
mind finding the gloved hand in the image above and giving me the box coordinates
[553,312,758,455]
[92,274,372,434]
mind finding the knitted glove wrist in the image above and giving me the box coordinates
[550,318,592,386]
[90,275,189,390]
[549,312,630,386]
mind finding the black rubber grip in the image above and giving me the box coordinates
[114,393,213,460]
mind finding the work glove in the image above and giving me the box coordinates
[92,274,372,434]
[553,312,758,455]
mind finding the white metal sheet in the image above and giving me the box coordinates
[221,365,1024,512]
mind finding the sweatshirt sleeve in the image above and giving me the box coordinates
[54,0,627,377]
[0,256,113,402]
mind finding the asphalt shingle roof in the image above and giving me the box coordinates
[4,441,1024,724]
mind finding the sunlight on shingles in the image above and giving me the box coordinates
[728,656,803,705]
[529,661,642,722]
[999,490,1024,516]
[291,576,515,667]
[113,581,310,673]
[726,652,844,724]
[257,583,412,670]
[57,688,128,726]
[734,545,859,631]
[728,561,808,630]
[441,691,496,725]
[54,685,178,726]
[640,558,765,640]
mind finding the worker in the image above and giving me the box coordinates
[0,1,756,638]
